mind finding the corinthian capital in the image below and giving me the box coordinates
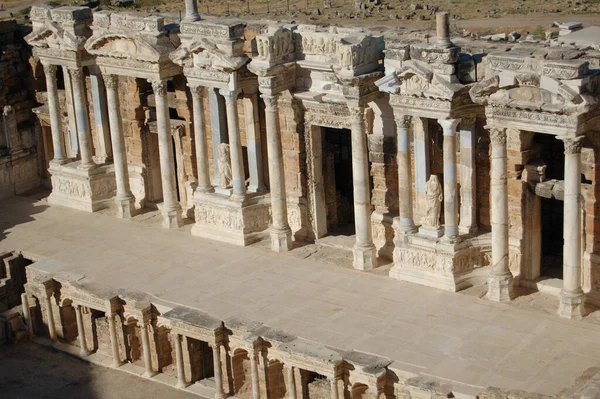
[150,79,167,96]
[347,105,365,122]
[103,74,118,89]
[488,126,507,147]
[394,114,411,129]
[261,94,279,111]
[562,137,583,155]
[69,67,83,80]
[43,63,57,77]
[188,84,203,98]
[219,89,240,104]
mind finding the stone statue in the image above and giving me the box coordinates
[218,143,232,189]
[424,175,443,229]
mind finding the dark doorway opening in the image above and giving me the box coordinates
[540,196,564,279]
[172,137,180,202]
[323,127,354,236]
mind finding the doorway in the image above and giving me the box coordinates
[540,197,564,279]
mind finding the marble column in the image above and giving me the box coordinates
[174,333,187,388]
[107,312,122,367]
[220,89,246,200]
[244,92,266,193]
[189,85,213,194]
[487,127,514,302]
[438,118,461,240]
[62,67,79,156]
[213,343,225,399]
[42,64,67,164]
[395,114,416,233]
[559,137,585,319]
[75,305,90,356]
[68,67,95,169]
[286,365,297,399]
[140,321,155,377]
[151,79,183,229]
[43,294,57,341]
[459,116,477,234]
[330,377,339,399]
[414,117,430,223]
[349,106,377,270]
[249,346,260,399]
[263,94,293,251]
[184,0,200,21]
[104,74,135,218]
[209,88,228,186]
[21,293,34,337]
[89,72,112,163]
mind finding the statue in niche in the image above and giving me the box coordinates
[218,143,232,189]
[424,175,443,229]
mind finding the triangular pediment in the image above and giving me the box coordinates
[85,33,162,62]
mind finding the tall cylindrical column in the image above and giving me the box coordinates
[349,106,376,271]
[104,74,135,218]
[559,137,585,319]
[190,85,213,193]
[487,127,514,302]
[250,346,260,399]
[43,295,57,342]
[286,365,297,399]
[43,64,67,164]
[151,79,183,229]
[458,116,478,234]
[330,377,339,399]
[140,321,155,377]
[438,118,460,240]
[263,94,293,252]
[69,67,95,168]
[220,89,246,200]
[21,293,34,337]
[75,305,90,356]
[395,114,416,233]
[436,11,451,47]
[184,0,200,21]
[107,312,122,367]
[213,343,225,399]
[174,333,187,388]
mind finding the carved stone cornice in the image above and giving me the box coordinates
[562,137,583,155]
[261,94,279,111]
[394,114,411,129]
[188,84,203,98]
[488,127,507,147]
[151,79,167,96]
[103,74,118,90]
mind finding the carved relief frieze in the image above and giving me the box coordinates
[486,106,579,130]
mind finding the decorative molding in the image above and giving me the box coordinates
[488,127,507,147]
[562,137,583,155]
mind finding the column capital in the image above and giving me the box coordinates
[347,105,365,122]
[103,74,119,89]
[150,79,167,96]
[394,114,412,129]
[188,84,203,98]
[460,115,476,127]
[219,88,240,103]
[68,67,83,80]
[261,93,279,111]
[437,118,461,134]
[561,136,583,155]
[43,63,58,77]
[488,126,507,147]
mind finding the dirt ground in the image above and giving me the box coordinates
[0,341,200,399]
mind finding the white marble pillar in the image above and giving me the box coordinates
[75,305,90,356]
[559,137,585,319]
[151,79,183,229]
[174,333,187,388]
[21,293,34,337]
[395,114,416,233]
[68,67,95,169]
[487,127,514,302]
[107,312,122,367]
[414,117,430,223]
[43,294,57,342]
[263,94,293,251]
[189,85,213,194]
[209,88,227,186]
[62,67,79,157]
[349,106,377,270]
[140,321,155,378]
[438,118,461,240]
[184,0,200,21]
[459,116,477,234]
[244,92,266,193]
[249,346,260,399]
[42,64,67,164]
[89,72,112,163]
[286,365,297,399]
[213,343,225,399]
[330,377,339,399]
[220,89,246,200]
[104,74,135,218]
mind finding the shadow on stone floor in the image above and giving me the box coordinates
[0,191,50,243]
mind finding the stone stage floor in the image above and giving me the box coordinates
[2,193,600,396]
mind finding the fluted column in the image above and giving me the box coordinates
[438,118,460,240]
[174,333,187,388]
[190,85,213,194]
[487,127,514,302]
[249,346,260,399]
[68,67,95,169]
[213,343,225,399]
[43,294,57,341]
[140,320,155,378]
[263,94,293,251]
[395,114,416,233]
[151,79,183,229]
[286,365,297,399]
[459,116,478,234]
[104,74,135,218]
[220,89,246,200]
[75,305,90,356]
[559,137,585,319]
[107,312,122,367]
[42,64,67,164]
[349,106,376,271]
[184,0,200,21]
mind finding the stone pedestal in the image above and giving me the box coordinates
[191,192,270,246]
[48,161,116,212]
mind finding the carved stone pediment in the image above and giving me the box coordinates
[25,23,85,51]
[171,40,249,72]
[86,33,164,63]
[26,5,92,53]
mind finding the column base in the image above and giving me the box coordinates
[486,273,515,302]
[558,290,585,320]
[161,205,183,229]
[271,227,293,252]
[50,158,70,166]
[353,243,377,271]
[142,370,157,379]
[112,360,125,368]
[79,348,91,357]
[176,381,190,389]
[115,196,136,219]
[418,226,444,238]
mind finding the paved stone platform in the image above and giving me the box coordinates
[2,194,600,395]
